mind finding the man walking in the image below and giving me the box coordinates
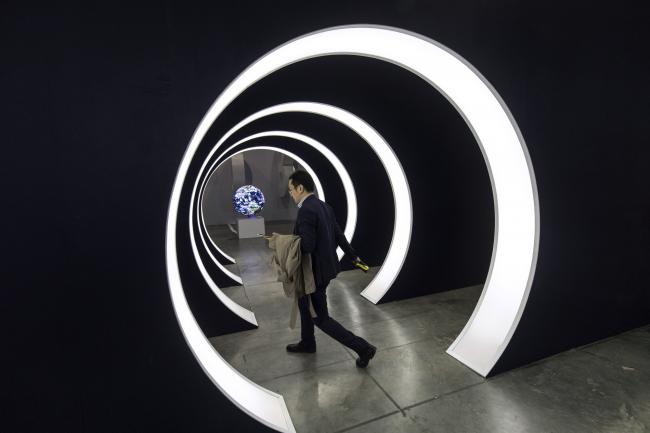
[286,170,377,368]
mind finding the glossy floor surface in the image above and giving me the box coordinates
[207,222,650,433]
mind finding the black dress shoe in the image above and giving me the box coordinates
[356,344,377,368]
[286,341,316,353]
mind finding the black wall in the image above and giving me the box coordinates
[3,1,649,432]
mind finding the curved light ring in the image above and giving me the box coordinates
[195,219,243,286]
[202,144,326,221]
[166,26,538,432]
[211,145,326,199]
[197,140,327,268]
[166,250,293,430]
[188,183,247,323]
[199,192,236,263]
[195,199,236,264]
[203,130,356,260]
[195,107,358,264]
[196,101,408,301]
[212,241,236,264]
[189,194,253,326]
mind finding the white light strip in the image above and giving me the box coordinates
[166,25,538,431]
[198,142,327,254]
[166,272,292,431]
[167,227,292,430]
[195,102,409,301]
[212,240,236,264]
[189,173,249,325]
[189,190,253,327]
[196,171,235,264]
[195,196,236,263]
[200,201,236,263]
[191,166,243,285]
[196,115,355,265]
[195,220,243,285]
[203,130,357,260]
[202,145,326,229]
[211,144,325,199]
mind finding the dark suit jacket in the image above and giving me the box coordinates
[293,195,356,288]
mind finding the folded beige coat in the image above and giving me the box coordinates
[267,232,317,328]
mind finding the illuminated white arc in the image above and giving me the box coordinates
[189,193,253,328]
[191,174,245,302]
[211,240,236,264]
[203,130,357,260]
[205,144,326,201]
[166,25,539,433]
[192,133,348,340]
[196,221,243,285]
[200,145,326,255]
[197,101,409,303]
[191,175,243,285]
[197,142,328,270]
[196,201,236,263]
[196,105,363,267]
[199,197,236,263]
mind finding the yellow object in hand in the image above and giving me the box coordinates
[352,257,369,273]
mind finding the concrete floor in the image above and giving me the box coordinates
[207,222,650,433]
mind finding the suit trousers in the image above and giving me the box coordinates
[298,284,370,355]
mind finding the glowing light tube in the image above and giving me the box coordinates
[189,193,254,325]
[205,144,326,201]
[197,141,328,264]
[194,108,357,265]
[195,102,409,302]
[209,238,236,264]
[194,219,243,285]
[199,144,326,247]
[200,130,357,260]
[191,131,348,326]
[166,25,538,432]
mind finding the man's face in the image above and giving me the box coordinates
[287,180,303,204]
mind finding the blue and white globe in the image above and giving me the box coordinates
[233,185,265,217]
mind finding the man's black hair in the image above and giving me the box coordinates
[289,170,315,192]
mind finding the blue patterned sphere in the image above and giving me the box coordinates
[233,185,265,217]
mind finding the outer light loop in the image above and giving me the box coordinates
[201,130,357,260]
[166,25,539,433]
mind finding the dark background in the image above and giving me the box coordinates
[2,1,649,432]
